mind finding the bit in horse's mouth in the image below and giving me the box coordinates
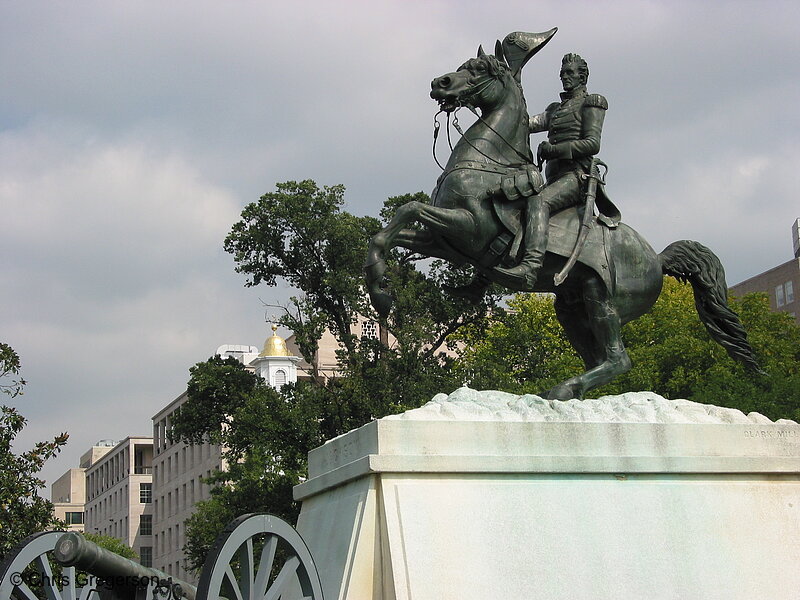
[438,98,459,113]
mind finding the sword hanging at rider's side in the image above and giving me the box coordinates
[553,156,607,286]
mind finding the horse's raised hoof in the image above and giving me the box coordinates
[369,289,394,318]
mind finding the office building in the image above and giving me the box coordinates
[83,437,154,566]
[50,441,117,532]
[151,393,225,580]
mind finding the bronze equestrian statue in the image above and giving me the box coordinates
[364,28,761,400]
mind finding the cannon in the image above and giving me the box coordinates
[0,531,195,600]
[54,532,196,600]
[0,515,322,600]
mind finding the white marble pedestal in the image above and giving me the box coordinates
[293,390,800,600]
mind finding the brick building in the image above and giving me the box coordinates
[730,219,800,324]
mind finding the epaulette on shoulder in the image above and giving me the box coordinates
[545,101,560,112]
[584,94,608,110]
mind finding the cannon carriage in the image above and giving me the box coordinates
[0,514,323,600]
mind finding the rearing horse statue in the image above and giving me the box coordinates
[364,30,761,400]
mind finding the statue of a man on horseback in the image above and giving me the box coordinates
[496,52,620,290]
[364,28,762,400]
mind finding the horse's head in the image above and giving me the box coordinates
[430,52,515,113]
[430,29,557,113]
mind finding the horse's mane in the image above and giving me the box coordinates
[458,55,527,111]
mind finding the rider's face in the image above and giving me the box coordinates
[560,64,584,92]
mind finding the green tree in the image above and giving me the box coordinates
[455,294,580,395]
[0,343,25,399]
[224,180,378,377]
[0,343,69,559]
[173,181,500,570]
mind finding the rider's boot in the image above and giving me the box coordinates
[444,273,491,304]
[495,199,549,291]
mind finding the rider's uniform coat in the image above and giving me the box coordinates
[529,85,618,222]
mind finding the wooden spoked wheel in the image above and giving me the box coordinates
[195,514,323,600]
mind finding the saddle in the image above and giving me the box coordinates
[492,198,615,291]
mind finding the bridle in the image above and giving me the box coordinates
[432,69,532,171]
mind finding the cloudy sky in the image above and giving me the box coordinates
[2,1,798,488]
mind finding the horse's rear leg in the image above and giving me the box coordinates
[553,291,603,370]
[547,277,632,400]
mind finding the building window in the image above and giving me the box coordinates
[139,514,152,536]
[65,512,84,525]
[140,546,152,568]
[776,281,794,307]
[362,320,378,339]
[139,483,152,504]
[274,369,287,387]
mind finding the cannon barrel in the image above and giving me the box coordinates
[53,532,197,600]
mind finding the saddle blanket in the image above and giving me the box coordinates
[492,200,614,290]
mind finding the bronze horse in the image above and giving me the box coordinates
[364,40,760,400]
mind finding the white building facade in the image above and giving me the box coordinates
[83,437,154,566]
[51,468,88,531]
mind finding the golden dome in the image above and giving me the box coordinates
[259,324,292,357]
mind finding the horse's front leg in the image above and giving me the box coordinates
[365,201,477,317]
[395,228,467,264]
[365,201,428,317]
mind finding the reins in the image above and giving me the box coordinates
[432,73,532,171]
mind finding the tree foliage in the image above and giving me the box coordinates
[0,344,69,560]
[455,295,580,394]
[0,343,26,399]
[170,356,262,446]
[224,180,380,375]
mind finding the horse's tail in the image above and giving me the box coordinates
[659,240,763,373]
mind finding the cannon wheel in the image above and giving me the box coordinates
[0,531,96,600]
[196,514,323,600]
